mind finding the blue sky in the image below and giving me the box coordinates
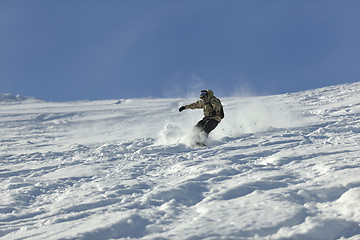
[1,0,360,101]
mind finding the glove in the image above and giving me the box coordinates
[179,106,186,112]
[211,110,217,116]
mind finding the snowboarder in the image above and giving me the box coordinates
[179,89,224,146]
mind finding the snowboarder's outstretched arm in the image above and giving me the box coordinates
[179,100,204,112]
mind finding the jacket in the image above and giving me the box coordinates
[184,90,223,123]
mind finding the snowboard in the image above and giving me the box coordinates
[193,141,207,147]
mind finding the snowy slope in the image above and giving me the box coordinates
[1,84,360,240]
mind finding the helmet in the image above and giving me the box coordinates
[200,90,208,100]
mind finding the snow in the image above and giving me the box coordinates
[1,83,360,240]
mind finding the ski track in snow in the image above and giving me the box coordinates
[1,83,360,240]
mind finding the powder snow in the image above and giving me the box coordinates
[1,83,360,239]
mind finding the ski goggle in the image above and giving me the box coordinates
[200,91,207,99]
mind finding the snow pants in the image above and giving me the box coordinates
[195,118,219,136]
